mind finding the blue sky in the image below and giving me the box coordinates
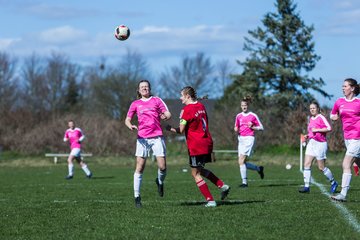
[1,0,360,106]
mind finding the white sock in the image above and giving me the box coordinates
[81,164,91,176]
[68,164,74,176]
[240,165,247,184]
[158,169,167,185]
[340,173,352,197]
[303,168,311,188]
[134,172,142,198]
[246,162,259,171]
[322,167,334,183]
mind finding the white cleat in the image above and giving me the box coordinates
[205,201,217,207]
[331,193,347,202]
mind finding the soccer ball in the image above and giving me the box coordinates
[114,25,130,41]
[286,164,292,170]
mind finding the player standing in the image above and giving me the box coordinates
[125,80,171,208]
[330,78,360,202]
[298,101,338,193]
[166,86,230,207]
[64,120,92,179]
[234,96,264,187]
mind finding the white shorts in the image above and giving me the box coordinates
[238,136,255,157]
[70,148,81,157]
[135,136,166,158]
[305,139,327,160]
[345,139,360,158]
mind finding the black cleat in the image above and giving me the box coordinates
[155,178,164,197]
[86,172,92,179]
[220,185,230,200]
[65,175,73,180]
[258,166,264,179]
[239,183,248,188]
[298,187,310,193]
[135,196,142,208]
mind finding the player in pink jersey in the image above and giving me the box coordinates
[234,96,264,188]
[63,120,92,179]
[330,78,360,202]
[166,86,230,207]
[299,101,338,194]
[125,80,171,208]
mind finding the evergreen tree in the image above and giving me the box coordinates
[224,0,330,108]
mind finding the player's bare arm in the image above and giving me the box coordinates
[125,117,138,131]
[160,111,171,121]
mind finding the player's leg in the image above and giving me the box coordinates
[299,154,313,193]
[78,157,92,178]
[317,159,337,193]
[332,140,360,201]
[133,139,148,207]
[245,162,264,179]
[152,137,167,197]
[200,164,230,200]
[66,154,75,179]
[238,154,248,187]
[134,156,146,207]
[189,156,216,207]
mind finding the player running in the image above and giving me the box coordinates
[234,96,264,188]
[298,101,338,193]
[166,86,230,207]
[125,80,171,208]
[330,78,360,202]
[64,120,92,179]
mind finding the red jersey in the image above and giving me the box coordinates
[180,101,213,156]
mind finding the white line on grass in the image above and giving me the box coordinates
[311,176,360,234]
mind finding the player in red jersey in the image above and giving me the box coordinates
[166,86,230,207]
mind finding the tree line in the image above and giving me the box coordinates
[0,0,345,155]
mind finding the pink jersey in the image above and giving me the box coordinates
[307,114,331,142]
[64,128,84,149]
[127,96,169,139]
[331,97,360,140]
[235,112,264,136]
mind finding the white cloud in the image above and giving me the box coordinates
[0,38,20,50]
[39,26,88,44]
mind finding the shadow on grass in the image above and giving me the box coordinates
[90,176,115,180]
[180,200,265,206]
[258,183,300,187]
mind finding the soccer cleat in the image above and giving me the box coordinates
[155,178,164,197]
[239,183,248,188]
[220,185,230,200]
[86,172,92,179]
[135,196,142,208]
[205,201,217,207]
[330,181,338,193]
[298,187,310,193]
[331,193,346,202]
[65,175,73,180]
[258,166,264,179]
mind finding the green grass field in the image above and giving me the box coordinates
[1,156,360,240]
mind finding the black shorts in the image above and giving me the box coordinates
[189,154,212,168]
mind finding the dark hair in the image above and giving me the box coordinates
[181,86,208,101]
[68,120,75,124]
[344,78,360,96]
[241,95,252,104]
[136,80,152,99]
[309,100,321,113]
